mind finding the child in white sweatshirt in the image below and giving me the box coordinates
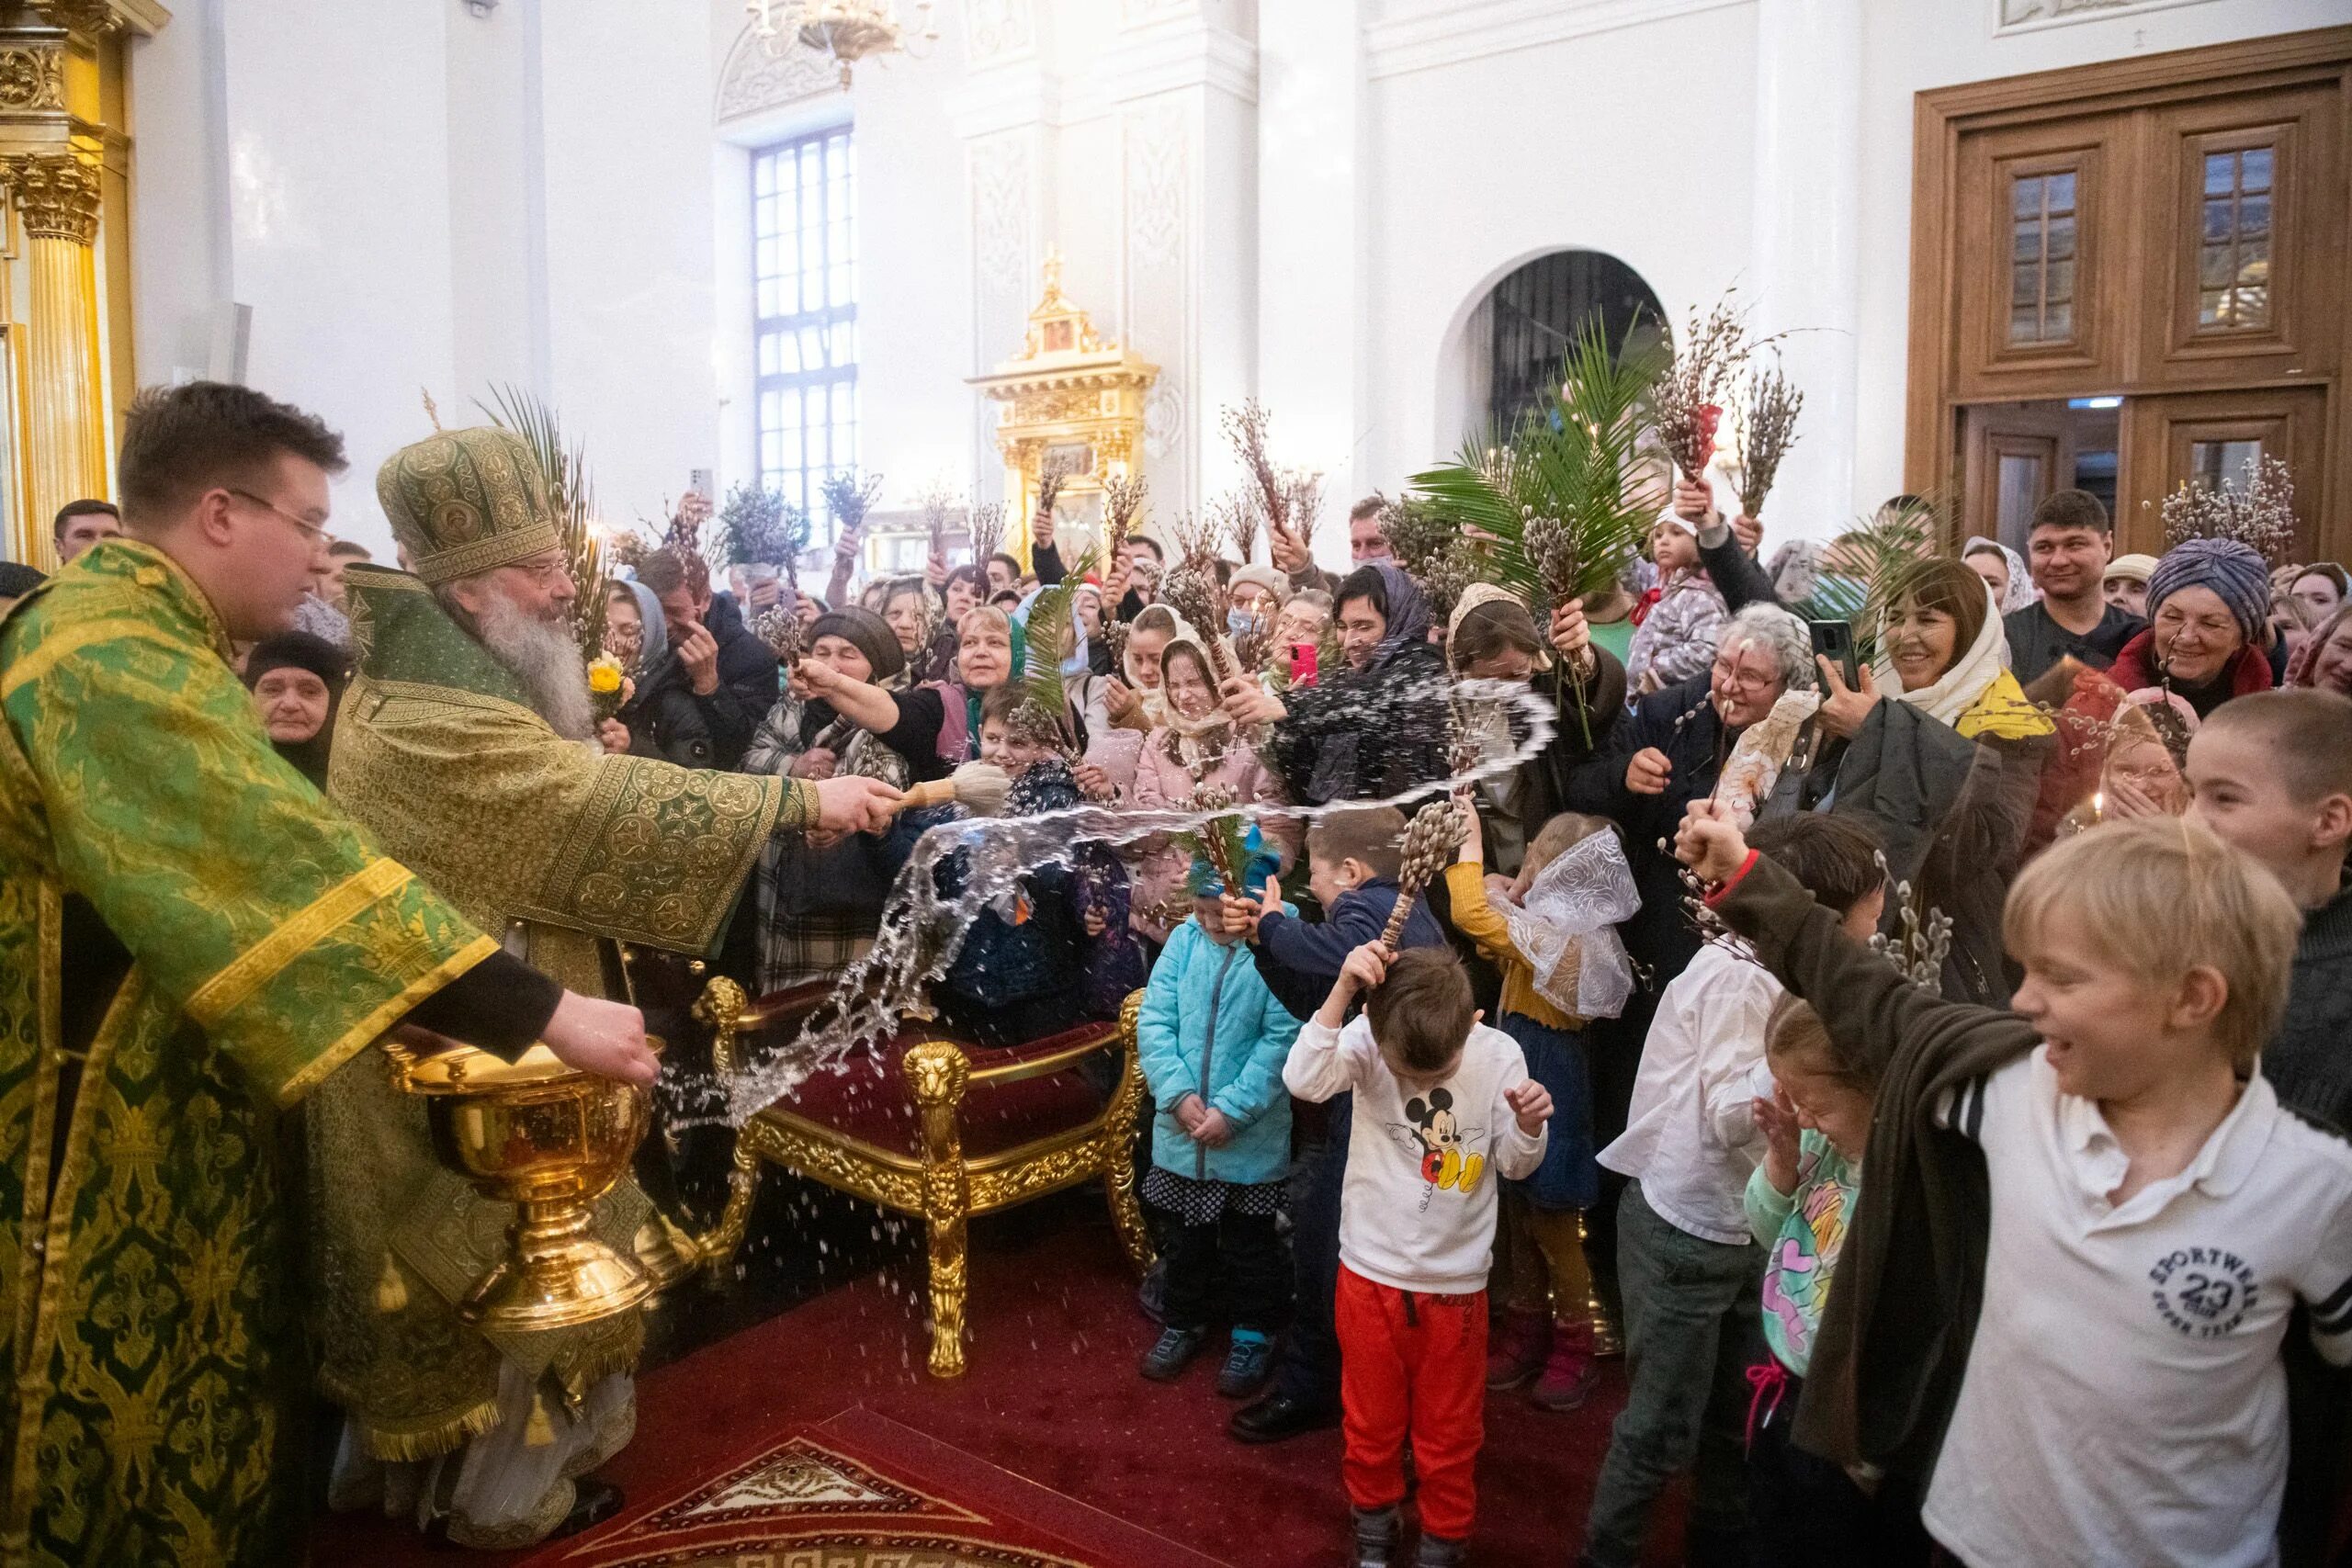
[1284,942,1554,1568]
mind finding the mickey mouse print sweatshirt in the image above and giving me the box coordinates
[1285,1014,1547,1295]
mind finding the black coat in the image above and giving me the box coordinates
[1264,640,1453,807]
[624,593,781,771]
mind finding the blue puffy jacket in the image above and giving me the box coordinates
[1136,917,1306,1187]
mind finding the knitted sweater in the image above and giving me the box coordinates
[2263,879,2352,1133]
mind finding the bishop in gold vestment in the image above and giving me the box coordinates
[311,427,817,1547]
[0,540,505,1568]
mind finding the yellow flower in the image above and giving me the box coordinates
[587,656,624,695]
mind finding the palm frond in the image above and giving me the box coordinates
[1015,547,1099,752]
[1789,499,1936,665]
[1407,320,1666,617]
[479,384,608,661]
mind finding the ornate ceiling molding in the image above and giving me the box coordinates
[1365,0,1747,81]
[28,0,170,39]
[1995,0,2223,33]
[965,0,1037,68]
[715,21,842,123]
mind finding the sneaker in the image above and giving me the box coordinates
[1415,1533,1466,1568]
[1484,1307,1550,1390]
[1351,1504,1401,1567]
[1530,1319,1600,1411]
[1138,1325,1206,1382]
[1216,1334,1276,1399]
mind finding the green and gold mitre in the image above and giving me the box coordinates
[379,425,560,586]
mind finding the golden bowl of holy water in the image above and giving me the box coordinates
[386,1034,662,1334]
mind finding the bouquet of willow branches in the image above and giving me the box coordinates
[718,482,809,581]
[967,501,1008,574]
[2155,454,2299,565]
[1656,291,1756,486]
[1176,784,1252,899]
[1407,321,1666,739]
[1217,491,1261,563]
[1033,458,1074,548]
[918,483,961,565]
[1380,800,1470,950]
[1102,473,1148,564]
[1159,512,1242,687]
[820,470,886,561]
[1381,494,1484,626]
[1867,855,1953,995]
[1735,355,1804,519]
[1222,399,1323,556]
[481,385,610,663]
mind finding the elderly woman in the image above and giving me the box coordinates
[2109,538,2279,718]
[1222,562,1453,806]
[787,602,1017,778]
[1447,586,1628,876]
[741,605,916,990]
[243,630,350,788]
[1566,602,1814,987]
[1793,556,2053,1001]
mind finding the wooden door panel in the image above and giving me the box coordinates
[1953,119,2127,400]
[2143,82,2344,387]
[2120,386,2330,559]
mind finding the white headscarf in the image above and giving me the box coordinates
[1874,575,2011,728]
[1962,536,2040,614]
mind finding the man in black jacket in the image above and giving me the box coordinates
[625,547,780,770]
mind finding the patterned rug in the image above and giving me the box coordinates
[514,1407,1224,1568]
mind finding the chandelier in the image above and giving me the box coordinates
[745,0,938,90]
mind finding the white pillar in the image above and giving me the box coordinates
[1747,0,1861,542]
[1256,0,1363,570]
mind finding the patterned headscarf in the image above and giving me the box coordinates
[377,426,561,586]
[2147,537,2271,647]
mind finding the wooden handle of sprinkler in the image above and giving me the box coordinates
[898,778,958,813]
[1378,888,1419,952]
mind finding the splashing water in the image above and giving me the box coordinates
[664,676,1559,1130]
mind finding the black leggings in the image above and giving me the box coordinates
[1746,1363,1931,1568]
[1158,1206,1292,1337]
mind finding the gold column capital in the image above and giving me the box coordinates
[2,147,98,243]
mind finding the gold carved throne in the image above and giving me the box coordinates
[698,978,1154,1380]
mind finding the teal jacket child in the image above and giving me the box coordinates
[1136,911,1306,1187]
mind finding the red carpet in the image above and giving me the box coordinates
[316,1206,1662,1566]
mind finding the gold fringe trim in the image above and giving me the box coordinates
[350,1396,503,1465]
[548,1313,645,1413]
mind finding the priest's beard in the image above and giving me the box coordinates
[472,587,595,741]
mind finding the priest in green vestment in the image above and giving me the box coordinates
[0,382,655,1568]
[311,425,899,1548]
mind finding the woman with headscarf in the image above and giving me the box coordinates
[1124,631,1295,939]
[1792,556,2053,1001]
[1079,603,1190,801]
[1223,562,1452,806]
[741,604,916,991]
[1962,535,2039,615]
[2109,537,2279,719]
[243,630,350,789]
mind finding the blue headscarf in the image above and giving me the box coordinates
[2147,537,2271,647]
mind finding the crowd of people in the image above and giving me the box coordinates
[4,376,2351,1568]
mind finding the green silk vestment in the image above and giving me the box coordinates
[0,541,498,1568]
[313,566,808,1461]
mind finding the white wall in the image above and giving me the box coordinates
[127,0,2344,560]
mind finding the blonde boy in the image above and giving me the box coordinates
[1676,807,2352,1568]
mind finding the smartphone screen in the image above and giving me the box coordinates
[1809,619,1859,690]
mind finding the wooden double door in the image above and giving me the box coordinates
[1912,28,2351,562]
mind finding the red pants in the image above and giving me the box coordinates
[1335,1263,1489,1541]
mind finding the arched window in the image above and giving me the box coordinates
[1486,251,1666,428]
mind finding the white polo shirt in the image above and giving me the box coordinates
[1921,1047,2352,1568]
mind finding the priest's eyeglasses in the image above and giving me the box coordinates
[228,488,329,544]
